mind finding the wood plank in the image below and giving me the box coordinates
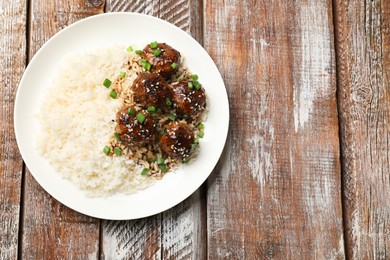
[102,1,206,259]
[0,1,26,259]
[334,0,390,258]
[20,1,104,258]
[205,0,345,258]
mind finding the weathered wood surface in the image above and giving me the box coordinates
[334,0,390,259]
[205,0,345,258]
[101,1,206,259]
[0,1,26,259]
[2,0,390,259]
[20,1,103,259]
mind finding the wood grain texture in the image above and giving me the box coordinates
[334,0,390,259]
[205,0,345,258]
[102,1,205,259]
[0,1,26,259]
[20,1,104,259]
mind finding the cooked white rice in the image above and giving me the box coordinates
[36,45,155,196]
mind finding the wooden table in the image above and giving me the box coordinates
[1,0,389,259]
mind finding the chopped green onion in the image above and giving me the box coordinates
[150,41,158,49]
[183,114,189,119]
[168,114,176,121]
[114,147,122,155]
[119,71,126,78]
[147,106,156,113]
[159,164,167,173]
[140,59,151,71]
[128,108,136,116]
[136,112,146,124]
[146,158,154,163]
[191,143,198,152]
[140,168,150,176]
[198,123,204,129]
[157,157,165,165]
[103,78,112,88]
[135,50,143,55]
[193,80,200,90]
[165,98,172,106]
[194,138,199,144]
[198,130,205,138]
[114,132,121,141]
[161,128,167,135]
[127,46,133,52]
[110,90,117,99]
[178,77,184,81]
[153,49,161,57]
[190,74,199,80]
[187,81,193,89]
[171,62,178,69]
[103,146,110,156]
[183,157,190,163]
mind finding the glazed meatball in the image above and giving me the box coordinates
[141,43,181,79]
[115,106,156,146]
[132,72,173,112]
[171,79,206,120]
[159,122,195,160]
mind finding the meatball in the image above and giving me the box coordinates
[171,79,206,120]
[141,43,181,79]
[132,72,173,112]
[115,106,156,146]
[159,122,195,160]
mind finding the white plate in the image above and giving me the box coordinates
[14,13,229,220]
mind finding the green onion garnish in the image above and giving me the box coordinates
[161,128,167,135]
[153,49,161,57]
[114,147,122,155]
[198,130,204,138]
[191,143,198,152]
[128,108,136,116]
[183,157,190,163]
[110,90,117,99]
[183,114,189,119]
[150,41,158,49]
[119,71,126,78]
[194,138,199,144]
[147,106,156,113]
[146,158,154,163]
[127,46,133,52]
[114,132,121,141]
[188,82,193,89]
[140,168,150,176]
[136,112,146,124]
[171,62,178,69]
[190,74,198,80]
[140,59,151,71]
[135,50,143,55]
[168,114,176,121]
[198,123,204,129]
[103,78,111,88]
[157,157,165,165]
[165,98,172,106]
[103,146,110,156]
[193,80,200,90]
[178,77,184,81]
[159,164,167,173]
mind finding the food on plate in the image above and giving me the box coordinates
[171,78,206,121]
[115,106,157,145]
[132,72,173,112]
[159,121,195,161]
[140,42,181,79]
[37,42,207,196]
